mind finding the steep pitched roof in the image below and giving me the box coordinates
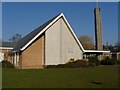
[13,13,61,52]
[12,13,85,52]
[12,13,110,53]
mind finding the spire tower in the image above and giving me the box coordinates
[94,1,103,50]
[96,0,98,8]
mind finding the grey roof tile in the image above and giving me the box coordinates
[13,13,61,52]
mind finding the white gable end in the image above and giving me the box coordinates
[45,18,61,65]
[60,18,83,63]
[45,17,83,65]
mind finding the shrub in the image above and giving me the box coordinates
[88,56,100,66]
[101,57,117,65]
[46,60,88,68]
[111,58,117,65]
[2,60,14,68]
[68,60,88,68]
[88,62,96,67]
[66,59,76,63]
[117,60,120,65]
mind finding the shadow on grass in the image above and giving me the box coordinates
[91,81,102,85]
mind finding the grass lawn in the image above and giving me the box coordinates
[2,65,119,88]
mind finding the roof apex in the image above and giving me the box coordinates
[13,13,63,52]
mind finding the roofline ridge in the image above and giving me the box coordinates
[18,13,85,52]
[20,13,62,51]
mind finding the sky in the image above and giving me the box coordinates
[2,2,118,45]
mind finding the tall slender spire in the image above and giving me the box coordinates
[94,1,103,50]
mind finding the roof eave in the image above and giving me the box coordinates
[84,50,110,53]
[12,49,21,53]
[0,47,13,50]
[15,13,85,52]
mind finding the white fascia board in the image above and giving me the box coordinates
[0,47,13,50]
[20,13,64,51]
[21,13,85,52]
[62,14,85,52]
[84,50,110,53]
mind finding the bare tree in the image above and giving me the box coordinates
[9,33,22,42]
[79,35,95,50]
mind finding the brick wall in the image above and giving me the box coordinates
[20,34,45,69]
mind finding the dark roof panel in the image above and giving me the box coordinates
[13,13,61,52]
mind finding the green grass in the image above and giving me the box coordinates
[2,66,119,88]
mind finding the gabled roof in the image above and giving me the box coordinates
[13,13,85,52]
[12,13,110,54]
[13,13,61,52]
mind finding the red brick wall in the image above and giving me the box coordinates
[20,34,45,69]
